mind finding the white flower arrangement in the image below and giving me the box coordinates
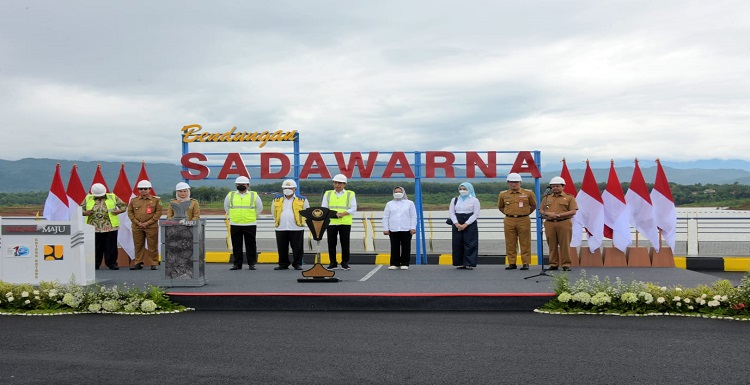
[140,300,157,312]
[638,292,654,304]
[571,292,591,304]
[542,270,750,321]
[591,292,612,306]
[0,278,192,316]
[621,292,638,304]
[557,292,572,303]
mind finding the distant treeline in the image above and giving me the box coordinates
[2,181,749,208]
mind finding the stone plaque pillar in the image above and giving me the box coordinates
[159,219,207,287]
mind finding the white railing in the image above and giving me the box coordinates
[200,209,750,256]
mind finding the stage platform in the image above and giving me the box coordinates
[92,264,736,312]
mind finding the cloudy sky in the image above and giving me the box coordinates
[2,0,749,170]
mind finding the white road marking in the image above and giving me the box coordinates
[359,265,383,281]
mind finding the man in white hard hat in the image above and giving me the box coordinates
[224,175,264,270]
[497,173,537,270]
[272,179,309,270]
[321,174,357,270]
[167,182,201,220]
[82,183,127,270]
[540,176,578,271]
[127,180,163,270]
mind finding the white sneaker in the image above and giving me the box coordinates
[388,266,398,270]
[400,266,409,270]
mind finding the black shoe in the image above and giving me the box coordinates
[274,266,289,270]
[505,264,517,270]
[465,266,474,270]
[108,265,119,270]
[547,266,559,271]
[456,266,466,269]
[327,264,338,270]
[293,265,303,270]
[150,265,158,270]
[230,266,242,270]
[520,264,529,270]
[129,263,143,270]
[248,265,257,270]
[341,264,351,270]
[562,266,571,271]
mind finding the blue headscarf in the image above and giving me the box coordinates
[458,182,476,201]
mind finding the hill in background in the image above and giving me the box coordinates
[1,157,750,194]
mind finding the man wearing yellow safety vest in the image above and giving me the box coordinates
[272,179,310,270]
[82,183,127,270]
[225,175,264,270]
[322,174,357,270]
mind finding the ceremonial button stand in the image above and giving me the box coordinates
[158,218,207,287]
[0,207,96,285]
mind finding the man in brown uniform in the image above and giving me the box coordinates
[128,180,163,270]
[539,176,578,271]
[498,173,537,270]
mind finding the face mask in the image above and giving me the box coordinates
[459,190,469,196]
[393,192,404,199]
[283,189,294,196]
[237,185,247,192]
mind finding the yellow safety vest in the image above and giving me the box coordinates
[84,193,120,227]
[325,190,354,225]
[272,196,306,227]
[227,191,258,224]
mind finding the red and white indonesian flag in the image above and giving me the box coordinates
[114,163,136,260]
[602,161,631,252]
[133,162,160,253]
[133,162,155,197]
[66,164,87,206]
[650,159,677,250]
[92,164,111,192]
[560,159,583,247]
[577,161,604,252]
[625,159,660,252]
[43,163,71,221]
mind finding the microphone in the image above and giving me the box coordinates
[544,186,552,194]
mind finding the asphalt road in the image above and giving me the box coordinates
[2,311,749,385]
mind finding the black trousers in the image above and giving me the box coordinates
[95,230,119,268]
[231,225,257,267]
[276,230,304,267]
[388,231,412,266]
[327,225,351,264]
[452,222,478,267]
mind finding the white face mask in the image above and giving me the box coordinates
[283,189,294,196]
[393,192,404,199]
[459,190,469,196]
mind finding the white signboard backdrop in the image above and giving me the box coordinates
[0,207,95,285]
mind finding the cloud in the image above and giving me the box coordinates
[1,0,749,167]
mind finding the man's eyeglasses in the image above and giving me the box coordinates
[138,188,150,191]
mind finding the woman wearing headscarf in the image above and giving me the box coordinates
[166,182,201,220]
[449,182,480,269]
[382,186,417,270]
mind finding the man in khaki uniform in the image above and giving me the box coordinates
[539,176,578,271]
[498,173,537,270]
[127,180,163,270]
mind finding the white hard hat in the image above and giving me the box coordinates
[91,183,106,197]
[549,176,566,185]
[332,174,348,183]
[235,176,250,184]
[506,173,522,182]
[175,182,190,191]
[136,180,152,189]
[282,179,297,188]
